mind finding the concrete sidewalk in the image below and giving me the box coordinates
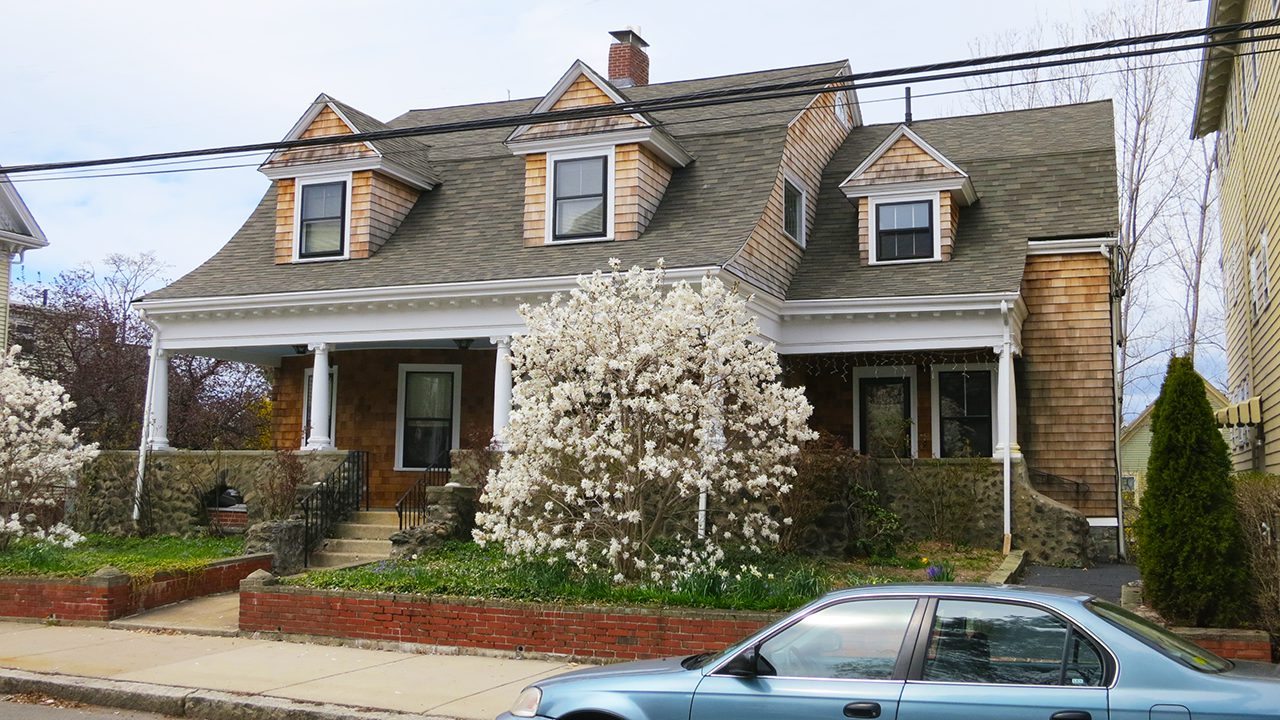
[0,621,574,719]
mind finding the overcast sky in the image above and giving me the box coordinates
[1,0,1162,285]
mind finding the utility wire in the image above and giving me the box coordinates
[4,18,1276,178]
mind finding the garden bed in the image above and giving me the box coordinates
[289,542,1003,612]
[0,535,269,622]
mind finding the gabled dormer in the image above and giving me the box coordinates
[840,124,976,266]
[260,95,438,264]
[507,35,691,247]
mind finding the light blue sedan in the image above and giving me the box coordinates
[498,584,1279,720]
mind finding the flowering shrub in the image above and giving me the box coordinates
[0,347,98,550]
[475,261,816,582]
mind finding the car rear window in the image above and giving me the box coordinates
[1087,600,1232,673]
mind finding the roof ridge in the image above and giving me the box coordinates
[858,98,1114,130]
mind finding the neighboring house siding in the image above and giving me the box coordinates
[273,349,496,508]
[729,89,849,297]
[1119,423,1153,495]
[1218,0,1280,472]
[1019,252,1117,516]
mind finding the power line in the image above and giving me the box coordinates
[4,18,1276,178]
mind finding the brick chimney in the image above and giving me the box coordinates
[608,27,649,88]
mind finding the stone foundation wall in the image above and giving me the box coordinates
[73,450,348,537]
[874,458,1090,567]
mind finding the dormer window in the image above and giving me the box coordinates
[553,156,608,240]
[783,177,805,246]
[297,179,348,259]
[872,196,938,263]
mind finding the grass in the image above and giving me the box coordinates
[0,534,245,580]
[291,541,1003,613]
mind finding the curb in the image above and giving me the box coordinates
[0,668,456,720]
[985,549,1027,585]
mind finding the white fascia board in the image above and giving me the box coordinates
[507,61,650,144]
[0,229,48,251]
[506,127,692,167]
[134,265,723,315]
[841,176,977,205]
[841,124,968,188]
[1026,236,1118,256]
[260,156,437,190]
[781,291,1021,317]
[0,180,48,247]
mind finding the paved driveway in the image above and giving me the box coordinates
[1022,563,1139,603]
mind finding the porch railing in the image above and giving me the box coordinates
[395,466,451,531]
[299,450,370,568]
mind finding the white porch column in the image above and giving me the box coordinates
[491,336,513,444]
[306,342,333,450]
[994,343,1021,459]
[148,349,170,450]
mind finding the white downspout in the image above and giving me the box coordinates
[1001,300,1013,554]
[134,314,160,522]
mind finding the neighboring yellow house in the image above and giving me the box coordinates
[1193,0,1280,472]
[1119,377,1229,500]
[0,170,49,344]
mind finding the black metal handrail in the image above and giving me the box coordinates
[299,450,369,568]
[395,466,451,531]
[1028,468,1090,499]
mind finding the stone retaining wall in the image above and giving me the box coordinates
[74,450,348,537]
[239,579,778,662]
[0,554,273,623]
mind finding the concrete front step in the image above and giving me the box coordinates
[322,538,394,555]
[306,552,386,568]
[346,510,400,526]
[332,522,399,540]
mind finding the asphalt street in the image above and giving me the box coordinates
[0,699,172,720]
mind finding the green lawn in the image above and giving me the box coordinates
[0,535,245,579]
[292,541,1003,612]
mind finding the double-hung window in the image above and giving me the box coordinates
[876,199,934,261]
[1251,229,1270,319]
[553,156,608,240]
[299,181,347,258]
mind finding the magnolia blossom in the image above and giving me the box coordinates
[0,347,98,550]
[475,261,816,581]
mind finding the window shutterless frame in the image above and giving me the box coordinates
[551,155,608,240]
[298,180,347,258]
[876,199,935,262]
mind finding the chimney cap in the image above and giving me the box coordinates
[609,27,649,48]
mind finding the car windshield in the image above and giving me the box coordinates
[1087,600,1232,673]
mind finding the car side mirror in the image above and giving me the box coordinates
[719,645,775,677]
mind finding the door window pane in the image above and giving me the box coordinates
[861,378,911,457]
[938,370,993,457]
[403,371,454,468]
[759,599,917,680]
[924,600,1096,686]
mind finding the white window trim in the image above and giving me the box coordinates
[930,363,998,459]
[851,365,918,457]
[300,366,338,448]
[782,171,808,248]
[834,90,853,130]
[867,191,943,265]
[394,363,463,471]
[1251,228,1271,319]
[545,146,616,245]
[292,172,354,263]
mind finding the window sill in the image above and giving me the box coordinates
[545,236,615,246]
[293,254,350,264]
[869,256,942,266]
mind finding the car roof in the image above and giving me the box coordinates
[824,583,1096,604]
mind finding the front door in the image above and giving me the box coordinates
[692,598,919,720]
[860,377,911,457]
[897,599,1110,720]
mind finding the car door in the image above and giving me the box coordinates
[691,597,922,720]
[897,598,1110,720]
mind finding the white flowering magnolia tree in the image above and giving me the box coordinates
[475,261,815,582]
[0,347,97,550]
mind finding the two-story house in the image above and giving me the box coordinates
[135,31,1122,559]
[0,171,49,346]
[1193,0,1280,472]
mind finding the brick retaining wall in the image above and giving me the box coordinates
[239,582,778,661]
[0,554,273,623]
[1172,627,1274,663]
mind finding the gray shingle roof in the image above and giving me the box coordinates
[325,97,442,186]
[145,62,846,301]
[786,100,1117,300]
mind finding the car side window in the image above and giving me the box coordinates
[922,600,1103,687]
[758,599,917,680]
